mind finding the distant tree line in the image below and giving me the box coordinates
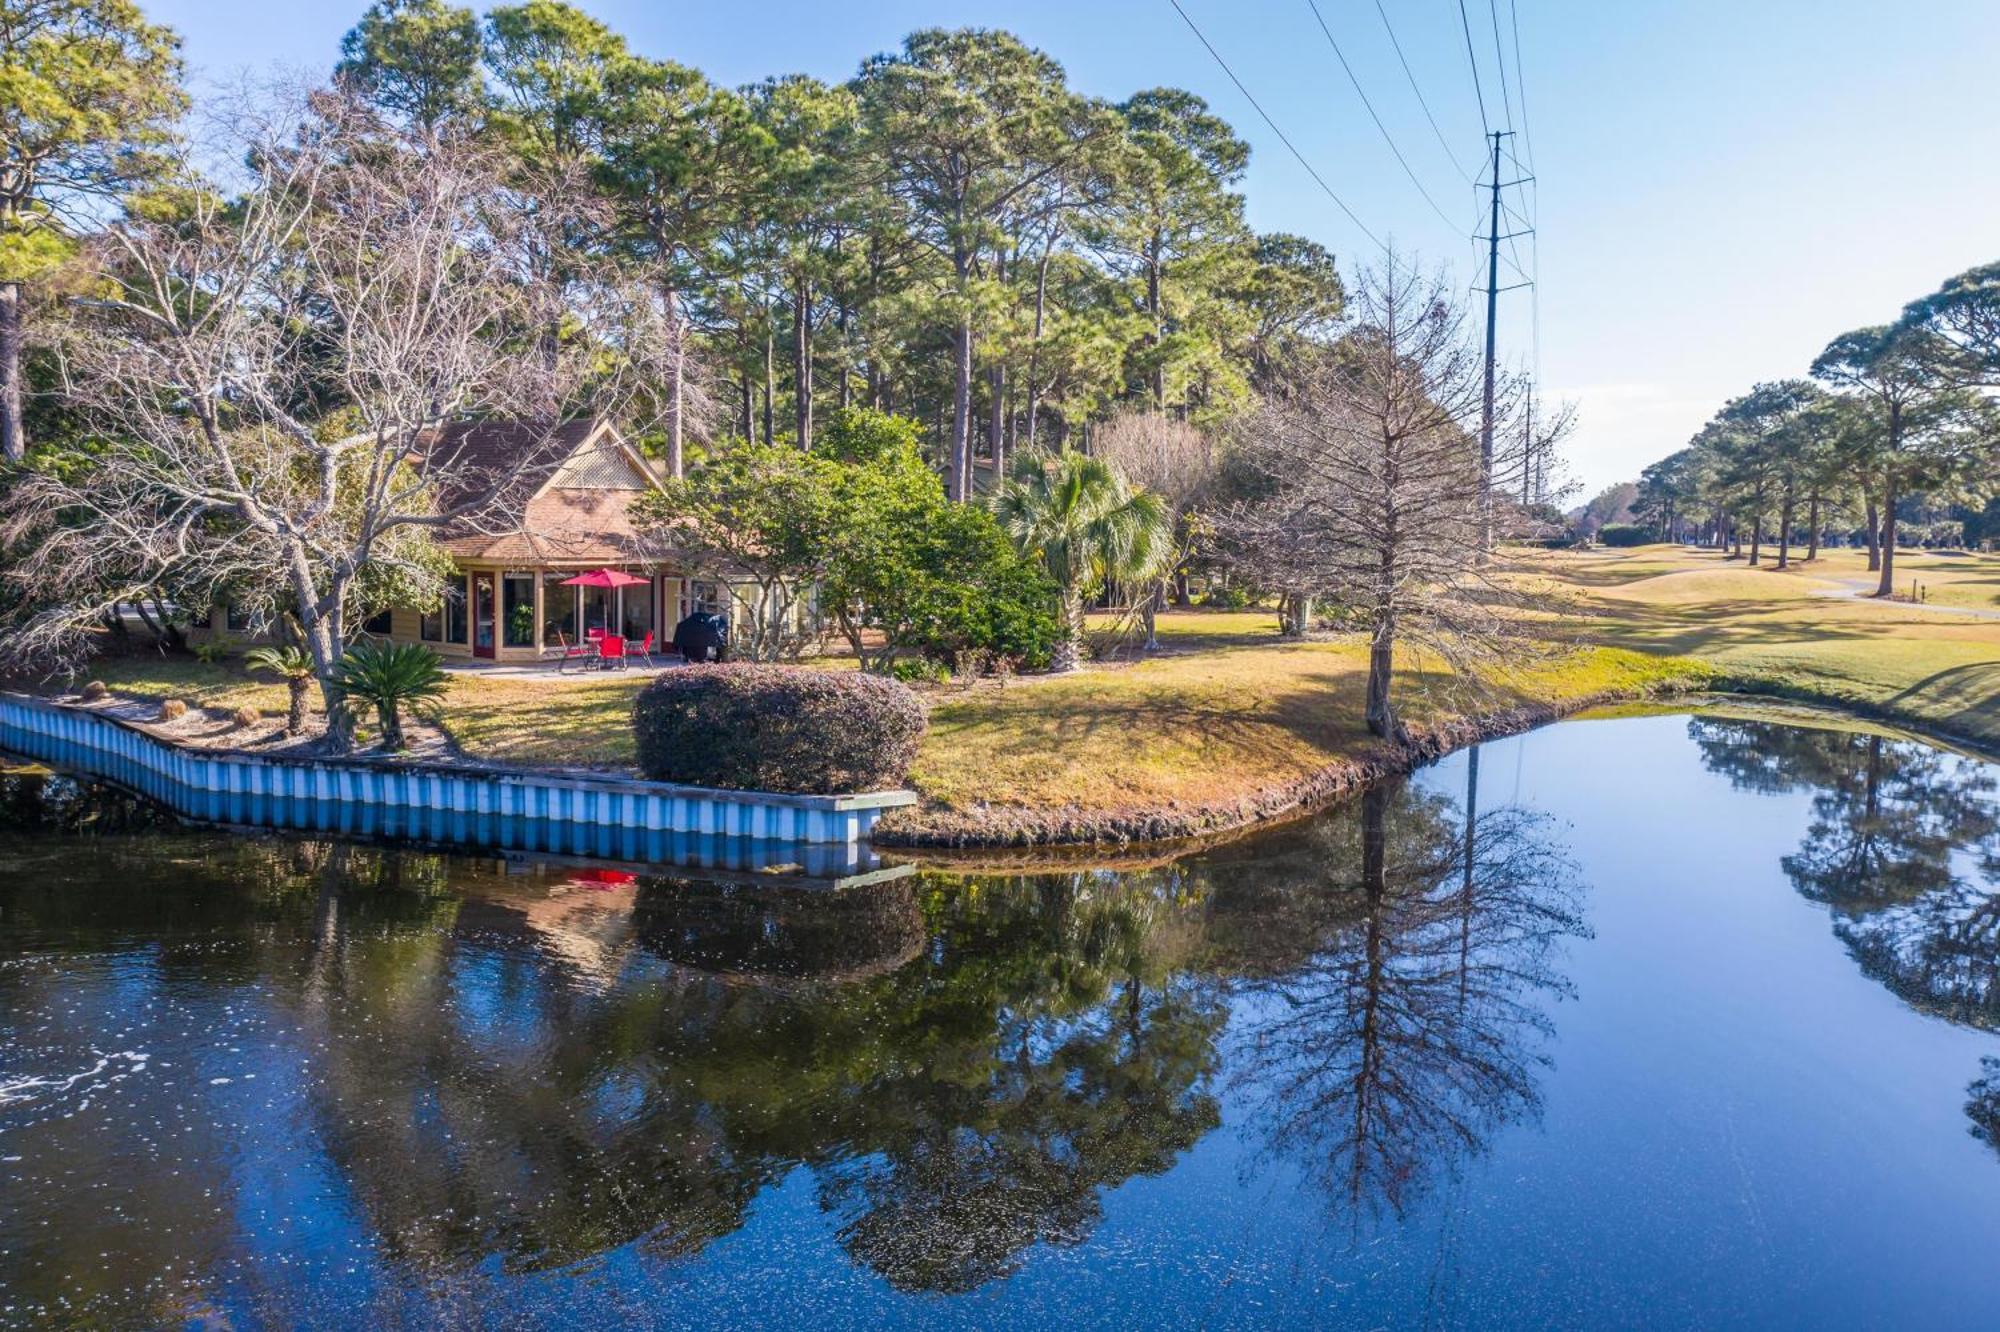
[1628,265,2000,595]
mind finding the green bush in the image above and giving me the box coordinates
[891,657,949,685]
[191,635,237,664]
[1201,584,1251,610]
[632,665,926,794]
[1598,524,1652,548]
[811,410,1063,674]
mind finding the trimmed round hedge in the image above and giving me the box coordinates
[632,664,927,794]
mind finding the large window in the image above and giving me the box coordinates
[620,577,656,642]
[503,572,536,648]
[422,578,466,644]
[542,572,578,646]
[361,608,393,636]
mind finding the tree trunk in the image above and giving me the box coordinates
[1877,481,1899,597]
[1142,583,1162,651]
[988,247,1006,481]
[0,281,23,461]
[1777,484,1794,569]
[1748,507,1762,566]
[1807,495,1821,561]
[1050,590,1085,672]
[836,299,852,412]
[286,677,309,736]
[1365,620,1396,739]
[762,315,775,447]
[739,375,753,443]
[1875,405,1903,597]
[1278,592,1314,637]
[1864,496,1880,571]
[1025,232,1054,455]
[793,276,813,450]
[949,311,974,501]
[663,285,685,477]
[988,363,1006,484]
[1147,232,1166,409]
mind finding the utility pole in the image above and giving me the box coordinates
[1476,130,1532,557]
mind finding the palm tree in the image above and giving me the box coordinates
[245,645,316,736]
[993,451,1172,672]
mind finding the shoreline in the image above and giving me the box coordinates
[17,633,2000,858]
[873,673,2000,852]
[872,678,1711,850]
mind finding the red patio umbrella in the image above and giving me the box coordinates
[559,568,651,649]
[559,568,650,589]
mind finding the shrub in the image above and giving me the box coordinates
[1201,584,1251,610]
[633,665,925,794]
[331,641,447,751]
[78,680,108,701]
[191,635,237,664]
[159,698,187,721]
[231,705,261,729]
[891,657,949,685]
[1598,524,1652,548]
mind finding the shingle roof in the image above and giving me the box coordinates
[419,417,677,566]
[441,486,659,564]
[419,418,605,515]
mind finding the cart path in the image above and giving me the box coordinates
[1810,575,2000,620]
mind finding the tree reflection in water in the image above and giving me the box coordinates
[293,864,1229,1293]
[1213,749,1588,1219]
[1689,717,2000,1151]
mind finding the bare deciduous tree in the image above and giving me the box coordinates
[1224,256,1545,739]
[1093,408,1216,648]
[0,87,675,748]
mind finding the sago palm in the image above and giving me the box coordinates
[330,642,448,751]
[244,645,317,736]
[993,451,1172,671]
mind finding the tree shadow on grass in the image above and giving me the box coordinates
[1883,663,2000,744]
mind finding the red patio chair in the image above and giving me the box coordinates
[597,634,627,670]
[634,630,655,665]
[549,629,595,674]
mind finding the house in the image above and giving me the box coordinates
[379,417,722,663]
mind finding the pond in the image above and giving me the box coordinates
[4,710,2000,1329]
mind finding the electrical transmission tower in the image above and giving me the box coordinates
[1476,129,1533,554]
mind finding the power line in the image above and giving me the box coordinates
[1486,0,1518,138]
[1455,0,1492,135]
[1506,0,1537,172]
[1301,0,1463,239]
[1369,0,1473,183]
[1167,0,1386,253]
[1505,0,1541,404]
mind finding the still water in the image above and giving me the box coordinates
[3,711,2000,1329]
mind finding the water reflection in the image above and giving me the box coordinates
[17,718,2000,1326]
[1690,717,2000,1157]
[1212,754,1587,1219]
[0,748,1589,1323]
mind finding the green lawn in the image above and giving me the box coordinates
[38,543,2000,829]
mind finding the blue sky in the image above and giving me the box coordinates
[148,0,2000,496]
